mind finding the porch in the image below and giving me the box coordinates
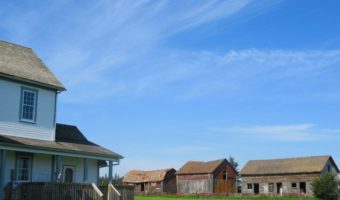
[5,182,134,200]
[0,125,123,200]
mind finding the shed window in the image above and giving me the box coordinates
[268,183,274,192]
[292,182,297,188]
[223,170,227,180]
[247,183,252,189]
[16,155,32,182]
[20,88,37,122]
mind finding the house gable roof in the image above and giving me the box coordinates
[123,168,176,183]
[0,40,65,91]
[240,155,339,176]
[176,159,228,175]
[0,123,122,160]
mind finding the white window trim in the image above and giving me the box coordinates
[20,87,38,123]
[63,165,75,183]
[16,155,33,182]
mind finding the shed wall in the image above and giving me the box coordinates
[242,174,319,196]
[177,174,213,194]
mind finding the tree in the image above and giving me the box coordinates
[98,173,124,186]
[227,156,241,193]
[312,172,338,200]
[228,156,239,172]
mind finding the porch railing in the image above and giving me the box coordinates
[108,184,121,200]
[10,182,104,200]
[100,184,134,200]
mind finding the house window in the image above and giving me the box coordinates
[327,164,331,172]
[16,155,32,182]
[292,182,297,188]
[247,183,252,189]
[20,88,38,122]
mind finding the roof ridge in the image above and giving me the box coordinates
[0,40,32,50]
[248,155,331,162]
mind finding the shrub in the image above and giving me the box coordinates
[311,172,338,200]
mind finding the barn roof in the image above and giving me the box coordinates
[176,159,227,175]
[123,168,175,183]
[0,40,65,91]
[240,155,339,176]
[0,123,122,160]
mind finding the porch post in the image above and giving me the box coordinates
[54,155,62,182]
[0,149,8,200]
[83,158,88,183]
[108,161,113,184]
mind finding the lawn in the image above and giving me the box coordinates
[135,196,317,200]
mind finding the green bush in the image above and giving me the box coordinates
[311,172,338,200]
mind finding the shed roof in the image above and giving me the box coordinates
[0,40,65,91]
[240,155,339,176]
[123,168,175,183]
[176,159,227,175]
[0,123,122,160]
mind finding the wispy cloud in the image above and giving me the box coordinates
[211,124,340,141]
[3,1,340,104]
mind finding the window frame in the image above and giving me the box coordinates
[247,183,253,189]
[20,87,38,123]
[291,182,297,188]
[15,154,33,182]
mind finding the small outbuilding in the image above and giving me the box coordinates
[176,159,237,195]
[239,155,339,196]
[123,168,177,194]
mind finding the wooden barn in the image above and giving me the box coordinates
[176,159,237,195]
[123,168,177,194]
[239,155,339,196]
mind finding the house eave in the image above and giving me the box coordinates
[0,72,66,91]
[0,142,122,162]
[240,172,322,177]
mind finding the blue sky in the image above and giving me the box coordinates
[1,0,340,175]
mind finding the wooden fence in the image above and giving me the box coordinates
[9,182,103,200]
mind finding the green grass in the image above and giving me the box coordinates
[135,195,318,200]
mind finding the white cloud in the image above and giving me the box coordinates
[211,124,340,142]
[4,1,340,104]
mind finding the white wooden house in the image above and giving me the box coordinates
[0,40,122,199]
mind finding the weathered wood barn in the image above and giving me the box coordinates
[176,159,237,195]
[123,168,177,194]
[239,155,339,196]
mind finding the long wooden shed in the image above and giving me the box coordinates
[239,155,339,196]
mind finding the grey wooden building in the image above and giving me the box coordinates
[123,168,177,194]
[176,159,237,195]
[239,155,339,196]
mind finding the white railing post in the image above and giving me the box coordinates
[92,183,104,199]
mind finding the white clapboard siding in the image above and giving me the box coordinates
[0,121,55,141]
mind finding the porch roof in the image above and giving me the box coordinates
[0,124,123,161]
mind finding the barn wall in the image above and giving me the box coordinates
[128,182,163,195]
[213,163,237,194]
[242,174,319,196]
[163,169,177,194]
[177,174,213,194]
